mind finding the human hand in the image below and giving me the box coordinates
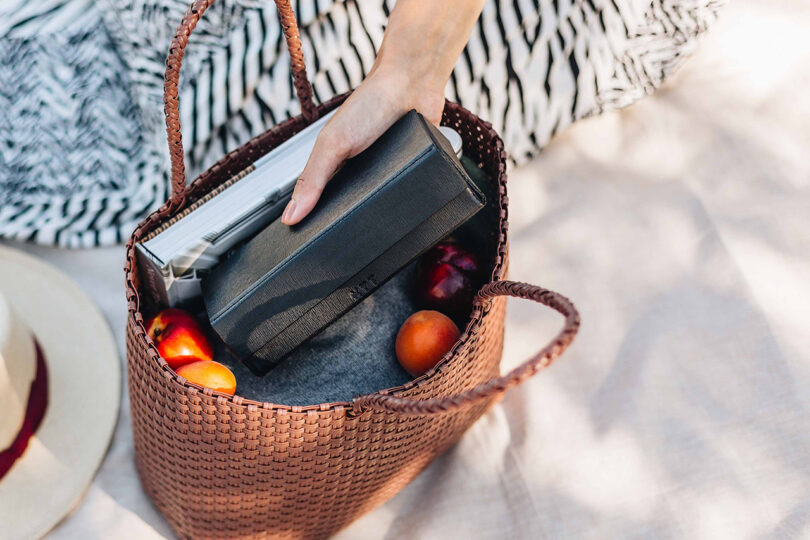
[280,65,445,225]
[280,0,486,226]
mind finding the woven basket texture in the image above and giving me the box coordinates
[125,1,578,538]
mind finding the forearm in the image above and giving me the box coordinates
[371,0,487,95]
[282,0,485,225]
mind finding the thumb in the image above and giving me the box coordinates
[281,127,350,226]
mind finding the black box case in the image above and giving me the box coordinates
[202,111,486,376]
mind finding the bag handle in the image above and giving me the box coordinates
[164,0,317,209]
[351,281,580,415]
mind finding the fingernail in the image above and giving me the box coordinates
[282,199,296,223]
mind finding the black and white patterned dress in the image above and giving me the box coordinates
[0,0,722,247]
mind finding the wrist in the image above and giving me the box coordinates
[366,58,446,124]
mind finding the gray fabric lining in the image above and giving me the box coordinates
[217,265,416,406]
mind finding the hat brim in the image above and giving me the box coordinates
[0,245,121,540]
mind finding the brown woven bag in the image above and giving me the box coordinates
[124,1,580,538]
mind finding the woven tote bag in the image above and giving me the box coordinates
[124,1,580,538]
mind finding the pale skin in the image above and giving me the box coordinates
[281,0,487,226]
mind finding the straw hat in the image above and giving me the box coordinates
[0,244,120,539]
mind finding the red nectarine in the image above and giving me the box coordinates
[416,242,483,318]
[146,308,213,369]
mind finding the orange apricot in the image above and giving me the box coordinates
[395,310,460,376]
[176,360,237,396]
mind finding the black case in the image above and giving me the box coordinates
[202,111,485,376]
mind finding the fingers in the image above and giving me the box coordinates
[281,126,350,225]
[279,75,411,226]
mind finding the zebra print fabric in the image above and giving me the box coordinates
[0,0,722,247]
[0,0,159,246]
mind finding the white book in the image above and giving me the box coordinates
[139,110,336,276]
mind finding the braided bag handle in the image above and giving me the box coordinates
[352,281,580,415]
[164,0,316,209]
